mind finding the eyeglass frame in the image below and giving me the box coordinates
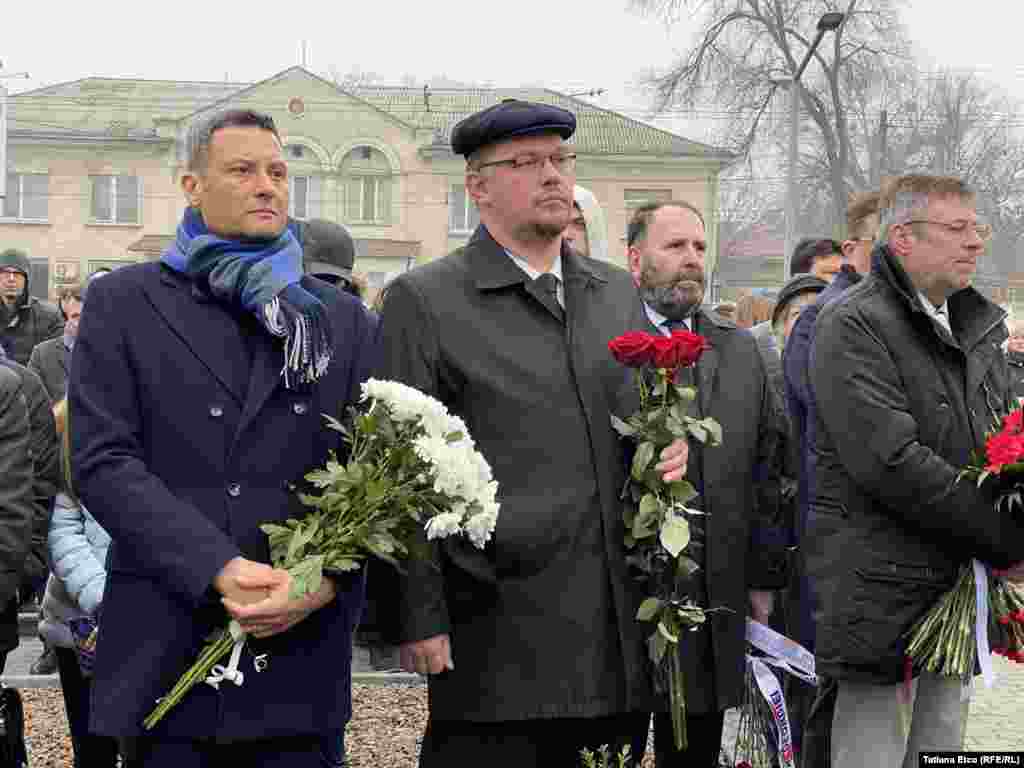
[472,152,578,175]
[901,219,993,241]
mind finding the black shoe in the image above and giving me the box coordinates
[29,647,57,675]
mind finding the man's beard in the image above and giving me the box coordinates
[639,264,705,321]
[513,208,571,243]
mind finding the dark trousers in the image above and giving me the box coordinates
[54,647,120,768]
[420,713,651,768]
[125,734,324,768]
[648,710,725,767]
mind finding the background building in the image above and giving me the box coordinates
[3,66,731,300]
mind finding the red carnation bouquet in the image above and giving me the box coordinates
[904,408,1024,682]
[607,329,724,752]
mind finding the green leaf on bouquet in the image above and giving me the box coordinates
[675,604,707,626]
[669,480,698,505]
[660,515,691,558]
[673,384,696,402]
[665,413,688,440]
[632,442,656,482]
[648,630,669,665]
[611,413,638,438]
[686,420,708,443]
[624,533,636,549]
[657,618,679,644]
[637,597,663,622]
[701,418,723,446]
[633,494,659,539]
[676,556,701,580]
[328,558,361,572]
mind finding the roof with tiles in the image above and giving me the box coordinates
[10,68,730,159]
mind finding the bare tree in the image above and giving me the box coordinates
[631,0,908,234]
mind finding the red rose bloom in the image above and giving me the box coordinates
[608,332,658,368]
[669,329,712,367]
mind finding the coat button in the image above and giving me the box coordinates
[209,405,224,418]
[293,402,308,415]
[227,483,241,498]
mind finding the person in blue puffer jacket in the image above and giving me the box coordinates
[38,398,120,767]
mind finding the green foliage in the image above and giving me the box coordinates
[580,745,632,768]
[637,597,663,622]
[632,442,655,481]
[659,515,691,558]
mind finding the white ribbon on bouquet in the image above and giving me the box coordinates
[205,620,247,690]
[744,619,819,768]
[973,558,996,689]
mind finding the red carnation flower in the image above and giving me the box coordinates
[1004,409,1024,434]
[608,332,658,368]
[985,431,1024,474]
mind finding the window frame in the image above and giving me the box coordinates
[448,183,480,235]
[89,174,142,225]
[289,175,311,220]
[348,175,390,225]
[624,188,673,211]
[1,173,50,223]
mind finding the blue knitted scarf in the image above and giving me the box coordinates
[161,207,332,390]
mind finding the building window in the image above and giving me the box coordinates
[341,147,393,225]
[289,176,310,220]
[449,184,480,234]
[29,259,49,300]
[90,175,140,224]
[624,189,673,211]
[2,173,49,221]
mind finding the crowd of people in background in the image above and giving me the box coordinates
[0,98,1020,768]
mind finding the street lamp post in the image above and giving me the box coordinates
[782,12,845,283]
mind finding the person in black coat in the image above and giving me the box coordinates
[809,174,1024,766]
[1007,318,1024,403]
[0,248,63,366]
[624,201,786,766]
[69,108,378,768]
[378,100,689,767]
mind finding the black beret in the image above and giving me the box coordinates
[451,99,576,157]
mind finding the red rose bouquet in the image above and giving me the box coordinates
[608,329,724,751]
[904,408,1024,683]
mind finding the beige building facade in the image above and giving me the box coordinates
[3,67,731,300]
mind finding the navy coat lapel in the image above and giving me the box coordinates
[236,326,281,439]
[145,267,249,406]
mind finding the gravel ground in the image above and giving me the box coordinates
[19,660,1024,766]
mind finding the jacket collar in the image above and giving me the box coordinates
[466,225,608,292]
[871,243,1006,352]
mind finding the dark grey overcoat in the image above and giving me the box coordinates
[377,226,657,722]
[27,336,67,403]
[636,308,786,713]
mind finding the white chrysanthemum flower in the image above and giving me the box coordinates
[465,507,498,548]
[364,379,500,550]
[425,511,463,541]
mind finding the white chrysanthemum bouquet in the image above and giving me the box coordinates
[144,379,499,729]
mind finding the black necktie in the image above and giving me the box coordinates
[534,273,564,324]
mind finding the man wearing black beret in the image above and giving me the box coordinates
[377,99,689,765]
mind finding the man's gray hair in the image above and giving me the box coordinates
[183,109,281,172]
[877,174,975,242]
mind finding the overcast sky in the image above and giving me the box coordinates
[3,0,1022,140]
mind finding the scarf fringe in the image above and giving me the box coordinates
[264,296,332,390]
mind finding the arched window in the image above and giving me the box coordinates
[285,144,323,220]
[340,146,393,225]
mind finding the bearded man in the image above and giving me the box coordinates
[625,201,786,767]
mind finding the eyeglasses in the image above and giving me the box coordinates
[903,220,993,241]
[475,152,577,175]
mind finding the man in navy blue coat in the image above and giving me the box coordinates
[69,108,378,767]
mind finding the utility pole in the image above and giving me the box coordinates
[878,109,888,186]
[782,13,845,284]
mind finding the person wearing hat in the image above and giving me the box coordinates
[0,248,64,366]
[377,99,688,766]
[294,218,366,301]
